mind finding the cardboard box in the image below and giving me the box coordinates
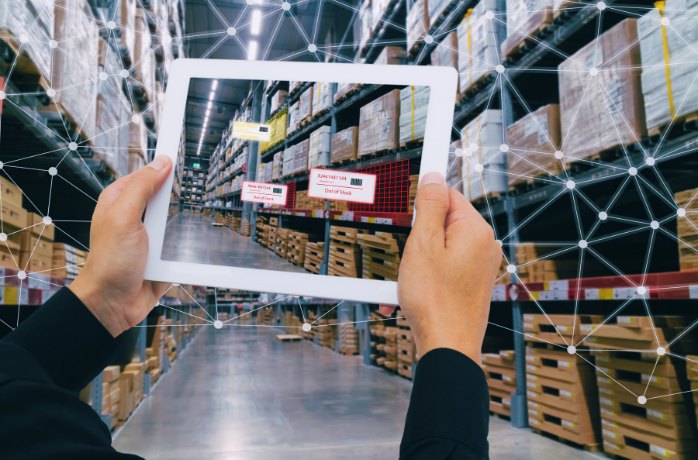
[358,90,401,156]
[26,212,55,240]
[406,0,429,52]
[457,0,500,93]
[331,126,359,164]
[501,0,554,59]
[399,85,430,145]
[460,109,506,201]
[0,176,23,208]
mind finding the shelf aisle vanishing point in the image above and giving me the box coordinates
[161,212,306,273]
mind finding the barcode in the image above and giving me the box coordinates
[273,187,282,194]
[350,178,363,186]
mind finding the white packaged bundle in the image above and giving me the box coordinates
[460,110,506,201]
[312,82,336,116]
[358,0,373,50]
[457,0,500,94]
[308,126,332,168]
[638,0,698,134]
[501,0,553,59]
[399,85,430,145]
[94,40,126,174]
[406,0,430,52]
[134,9,156,101]
[0,0,54,81]
[288,101,300,133]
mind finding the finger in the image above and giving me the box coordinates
[445,188,477,228]
[412,172,449,244]
[113,156,172,220]
[94,176,132,215]
[445,188,495,248]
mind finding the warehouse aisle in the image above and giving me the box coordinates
[161,213,306,273]
[113,327,602,460]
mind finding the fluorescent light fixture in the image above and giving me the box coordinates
[250,9,262,35]
[207,100,213,110]
[211,80,218,91]
[209,90,215,100]
[205,109,212,118]
[247,40,259,60]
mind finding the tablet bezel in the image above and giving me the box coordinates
[144,58,458,304]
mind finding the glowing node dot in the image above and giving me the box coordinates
[554,150,564,160]
[495,64,505,74]
[48,167,58,176]
[131,114,141,124]
[17,271,27,280]
[499,143,509,153]
[589,67,599,77]
[661,17,670,26]
[98,71,108,81]
[424,34,434,45]
[637,286,647,296]
[42,216,52,225]
[302,323,312,332]
[645,156,656,166]
[578,240,588,249]
[637,395,647,405]
[454,148,464,157]
[213,320,223,329]
[0,233,6,242]
[163,34,172,45]
[227,27,237,36]
[19,34,28,44]
[650,220,659,230]
[677,208,686,218]
[68,142,78,151]
[0,91,5,100]
[567,346,576,355]
[47,88,56,98]
[598,211,608,221]
[628,167,638,176]
[119,69,129,78]
[496,239,503,248]
[107,20,116,30]
[0,161,3,169]
[566,180,576,190]
[49,40,57,49]
[281,1,291,11]
[307,43,317,53]
[656,346,666,356]
[485,10,494,20]
[597,2,607,11]
[474,163,484,173]
[506,264,517,274]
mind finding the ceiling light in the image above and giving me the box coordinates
[247,40,259,60]
[250,9,263,35]
[211,80,218,91]
[207,100,213,110]
[209,90,215,100]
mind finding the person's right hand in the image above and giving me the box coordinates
[398,172,501,364]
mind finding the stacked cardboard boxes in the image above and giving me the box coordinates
[286,231,309,266]
[397,319,416,379]
[133,8,157,103]
[308,126,331,168]
[298,85,314,123]
[118,361,145,423]
[358,90,401,156]
[378,326,399,372]
[358,231,405,281]
[312,82,336,116]
[282,139,309,177]
[269,89,287,114]
[20,212,54,273]
[331,127,359,164]
[431,32,459,71]
[338,323,359,355]
[303,242,325,273]
[329,226,362,278]
[399,86,430,145]
[96,39,129,175]
[460,110,506,202]
[0,177,26,269]
[501,0,554,59]
[457,0,500,94]
[373,46,404,65]
[675,188,698,270]
[482,350,516,418]
[0,0,54,82]
[102,365,121,428]
[406,0,430,52]
[316,319,336,348]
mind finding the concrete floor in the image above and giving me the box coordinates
[161,212,305,273]
[113,326,603,460]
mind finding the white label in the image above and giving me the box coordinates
[650,445,670,456]
[548,280,569,291]
[560,390,572,398]
[308,168,377,204]
[241,181,288,205]
[232,121,272,141]
[585,288,599,300]
[689,285,698,299]
[614,287,638,299]
[491,284,507,301]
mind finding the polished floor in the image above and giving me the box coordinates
[113,326,603,460]
[161,212,306,273]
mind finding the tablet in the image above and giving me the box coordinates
[144,58,457,304]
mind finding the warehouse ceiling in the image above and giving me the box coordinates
[182,0,360,162]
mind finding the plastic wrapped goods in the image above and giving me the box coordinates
[298,85,314,122]
[308,126,331,168]
[501,0,554,59]
[134,9,156,101]
[52,0,99,141]
[399,86,430,145]
[312,82,336,116]
[374,46,405,65]
[407,0,430,52]
[457,0,500,94]
[95,40,127,174]
[358,90,401,156]
[428,0,452,28]
[558,19,645,164]
[506,104,562,188]
[335,83,362,102]
[272,152,283,181]
[358,0,373,50]
[431,32,458,70]
[129,118,148,156]
[638,0,698,135]
[269,89,287,114]
[288,101,300,133]
[0,0,53,82]
[447,140,463,188]
[282,140,310,177]
[331,127,359,164]
[460,110,506,201]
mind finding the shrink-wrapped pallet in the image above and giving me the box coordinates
[558,19,645,164]
[358,90,401,156]
[52,0,98,141]
[399,85,430,145]
[308,126,331,168]
[298,85,314,122]
[288,101,300,133]
[283,140,309,176]
[431,32,458,70]
[447,140,462,188]
[95,40,127,174]
[272,152,283,181]
[374,46,405,65]
[501,0,554,59]
[331,127,359,164]
[460,110,506,201]
[406,0,430,52]
[428,0,453,28]
[134,9,156,101]
[312,82,336,116]
[457,0,500,94]
[638,0,698,135]
[0,0,53,82]
[506,104,561,188]
[269,89,287,114]
[289,80,303,95]
[129,118,148,156]
[358,0,373,50]
[335,82,362,102]
[372,0,392,25]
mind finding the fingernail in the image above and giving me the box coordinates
[148,155,170,171]
[421,172,445,186]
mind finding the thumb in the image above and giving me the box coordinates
[412,172,449,245]
[114,155,172,220]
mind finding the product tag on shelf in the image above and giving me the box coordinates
[241,181,288,205]
[308,168,377,203]
[231,121,272,142]
[689,285,698,299]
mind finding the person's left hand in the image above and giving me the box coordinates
[69,156,172,337]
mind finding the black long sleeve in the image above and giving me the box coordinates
[0,287,143,460]
[400,348,490,459]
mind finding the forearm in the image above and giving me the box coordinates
[400,348,490,459]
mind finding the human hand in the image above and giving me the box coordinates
[69,156,172,337]
[398,172,501,364]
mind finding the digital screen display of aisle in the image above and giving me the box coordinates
[162,77,435,280]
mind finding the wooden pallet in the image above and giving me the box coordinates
[330,226,361,245]
[648,110,698,138]
[531,429,601,453]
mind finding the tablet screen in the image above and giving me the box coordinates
[162,77,432,281]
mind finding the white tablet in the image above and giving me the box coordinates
[144,58,457,304]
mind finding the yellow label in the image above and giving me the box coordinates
[232,121,272,141]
